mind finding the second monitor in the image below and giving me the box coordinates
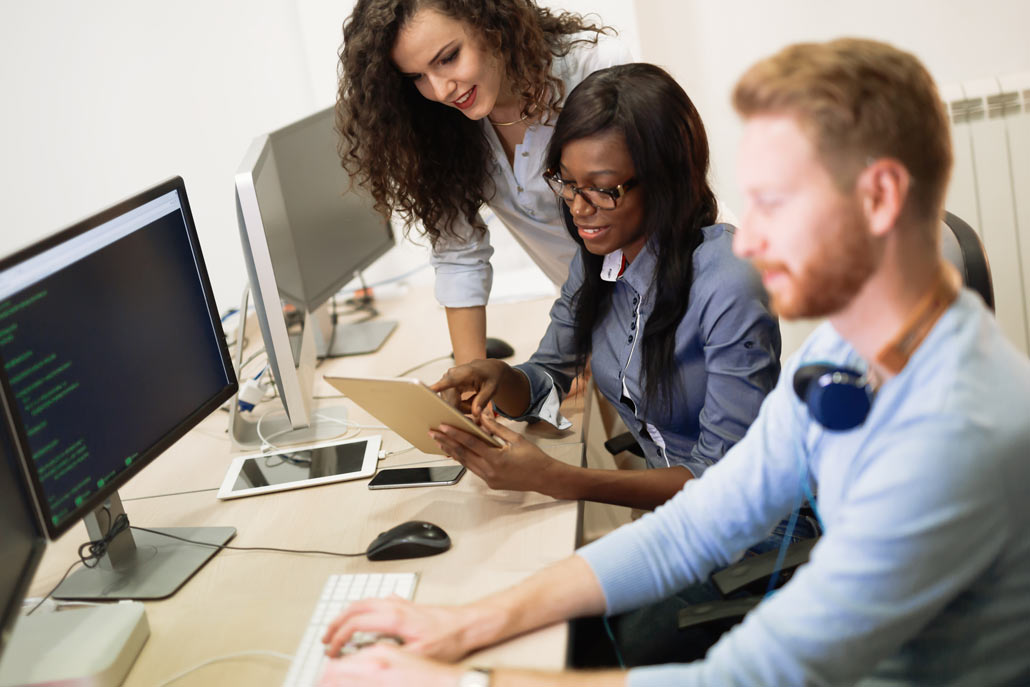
[234,106,397,447]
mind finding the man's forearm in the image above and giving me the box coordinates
[543,464,693,510]
[458,555,607,654]
[447,306,488,365]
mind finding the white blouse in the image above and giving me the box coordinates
[428,32,633,307]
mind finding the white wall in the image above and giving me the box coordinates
[1,1,319,313]
[634,0,1030,356]
[0,1,639,314]
[289,0,642,299]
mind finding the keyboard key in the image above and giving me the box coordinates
[281,572,418,687]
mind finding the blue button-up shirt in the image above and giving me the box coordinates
[509,224,781,476]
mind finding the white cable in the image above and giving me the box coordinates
[314,412,388,431]
[152,650,293,687]
[21,597,105,610]
[378,445,417,461]
[254,408,292,452]
[239,348,267,373]
[254,409,382,453]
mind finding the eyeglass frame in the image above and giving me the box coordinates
[543,169,639,210]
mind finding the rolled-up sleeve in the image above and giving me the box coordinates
[430,215,494,308]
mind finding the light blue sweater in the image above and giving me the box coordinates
[578,290,1030,686]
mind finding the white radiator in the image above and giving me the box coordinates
[941,73,1030,355]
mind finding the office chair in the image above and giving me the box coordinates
[677,211,995,631]
[941,211,994,311]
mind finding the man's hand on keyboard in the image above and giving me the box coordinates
[319,644,459,687]
[322,597,479,662]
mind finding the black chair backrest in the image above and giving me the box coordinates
[941,211,995,311]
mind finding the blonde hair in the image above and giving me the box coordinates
[733,38,952,226]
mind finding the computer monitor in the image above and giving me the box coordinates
[0,406,149,686]
[0,176,238,600]
[0,407,45,662]
[232,106,396,447]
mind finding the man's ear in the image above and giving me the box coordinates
[857,158,911,238]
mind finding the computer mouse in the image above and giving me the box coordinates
[485,337,515,359]
[365,520,451,561]
[449,337,515,361]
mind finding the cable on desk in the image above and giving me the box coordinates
[122,487,220,501]
[30,514,369,619]
[397,353,453,379]
[378,445,416,461]
[253,409,338,451]
[27,509,129,616]
[130,523,367,558]
[25,558,83,616]
[237,347,267,377]
[152,650,293,687]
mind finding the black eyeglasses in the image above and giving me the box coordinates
[543,170,638,211]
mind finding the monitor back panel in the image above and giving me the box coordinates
[265,107,394,311]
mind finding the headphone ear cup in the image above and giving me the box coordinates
[793,364,835,400]
[794,365,872,431]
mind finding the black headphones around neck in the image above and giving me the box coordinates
[792,364,873,431]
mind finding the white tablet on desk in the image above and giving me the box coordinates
[217,436,381,499]
[324,376,504,455]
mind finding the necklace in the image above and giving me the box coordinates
[487,112,529,127]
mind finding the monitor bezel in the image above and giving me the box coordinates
[235,140,314,428]
[0,176,238,540]
[0,409,46,660]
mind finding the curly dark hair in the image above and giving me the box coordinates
[336,0,609,245]
[546,63,718,412]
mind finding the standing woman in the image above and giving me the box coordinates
[336,0,631,363]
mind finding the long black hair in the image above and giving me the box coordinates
[546,63,718,412]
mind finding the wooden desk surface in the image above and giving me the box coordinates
[28,289,588,685]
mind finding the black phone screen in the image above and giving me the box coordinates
[368,465,465,489]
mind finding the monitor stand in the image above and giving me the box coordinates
[0,602,148,687]
[295,302,397,358]
[52,493,235,601]
[228,288,360,450]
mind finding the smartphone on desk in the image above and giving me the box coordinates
[368,465,466,490]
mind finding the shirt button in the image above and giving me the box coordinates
[628,335,634,343]
[521,151,529,157]
[517,186,524,193]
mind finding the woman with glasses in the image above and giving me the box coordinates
[336,0,631,365]
[429,63,782,512]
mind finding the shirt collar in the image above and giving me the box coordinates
[602,238,659,295]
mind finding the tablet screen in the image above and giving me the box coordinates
[227,440,369,494]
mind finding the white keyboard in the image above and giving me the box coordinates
[282,572,418,687]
